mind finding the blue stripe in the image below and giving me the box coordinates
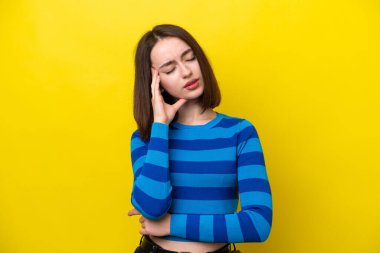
[225,214,244,242]
[239,178,271,194]
[132,186,171,219]
[172,186,238,200]
[238,165,268,180]
[150,122,168,138]
[134,167,141,181]
[169,128,237,140]
[169,147,236,161]
[240,192,272,210]
[135,175,171,199]
[170,214,187,238]
[145,150,168,167]
[171,173,237,187]
[199,215,214,241]
[239,138,262,153]
[132,156,145,173]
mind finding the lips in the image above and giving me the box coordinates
[184,79,199,88]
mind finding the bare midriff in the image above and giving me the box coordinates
[149,235,227,253]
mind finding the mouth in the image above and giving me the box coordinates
[184,79,199,88]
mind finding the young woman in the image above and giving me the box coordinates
[128,24,272,253]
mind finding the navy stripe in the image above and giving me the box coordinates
[148,137,168,152]
[213,118,243,128]
[237,212,260,242]
[213,215,228,242]
[239,178,271,194]
[169,135,238,150]
[134,167,142,181]
[170,160,237,174]
[131,130,143,140]
[186,215,200,240]
[238,125,258,144]
[139,163,170,182]
[242,205,272,226]
[238,152,265,166]
[131,146,146,164]
[169,125,180,130]
[172,186,238,200]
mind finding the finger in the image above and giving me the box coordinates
[172,98,188,112]
[155,73,161,96]
[128,208,141,216]
[152,71,160,101]
[139,229,148,235]
[139,216,145,223]
[151,68,158,95]
[151,68,156,98]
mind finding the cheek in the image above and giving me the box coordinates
[159,76,179,91]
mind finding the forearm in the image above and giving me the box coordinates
[131,122,172,219]
[170,205,272,243]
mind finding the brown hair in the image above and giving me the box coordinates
[133,24,221,141]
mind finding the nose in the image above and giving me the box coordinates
[178,62,192,78]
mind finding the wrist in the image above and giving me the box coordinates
[154,120,169,125]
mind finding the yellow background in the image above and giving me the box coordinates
[1,0,379,252]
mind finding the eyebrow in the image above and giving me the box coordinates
[158,48,193,69]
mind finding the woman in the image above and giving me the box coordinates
[128,24,272,253]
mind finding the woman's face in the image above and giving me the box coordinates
[150,37,204,101]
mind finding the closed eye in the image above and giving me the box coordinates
[165,69,175,74]
[164,56,196,74]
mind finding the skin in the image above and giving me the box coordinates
[129,37,225,253]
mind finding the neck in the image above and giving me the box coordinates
[175,99,216,125]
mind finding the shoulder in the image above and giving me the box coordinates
[130,129,149,148]
[131,129,142,140]
[217,112,257,133]
[217,112,260,145]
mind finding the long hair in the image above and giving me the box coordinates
[133,24,221,141]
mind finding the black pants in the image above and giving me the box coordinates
[133,235,241,253]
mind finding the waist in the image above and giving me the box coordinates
[146,235,230,253]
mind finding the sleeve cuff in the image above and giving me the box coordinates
[151,122,169,139]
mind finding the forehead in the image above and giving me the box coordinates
[150,37,191,64]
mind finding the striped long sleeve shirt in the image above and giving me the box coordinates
[130,112,272,243]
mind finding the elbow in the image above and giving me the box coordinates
[258,209,272,242]
[244,206,272,242]
[258,224,272,242]
[141,199,171,220]
[131,193,172,220]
